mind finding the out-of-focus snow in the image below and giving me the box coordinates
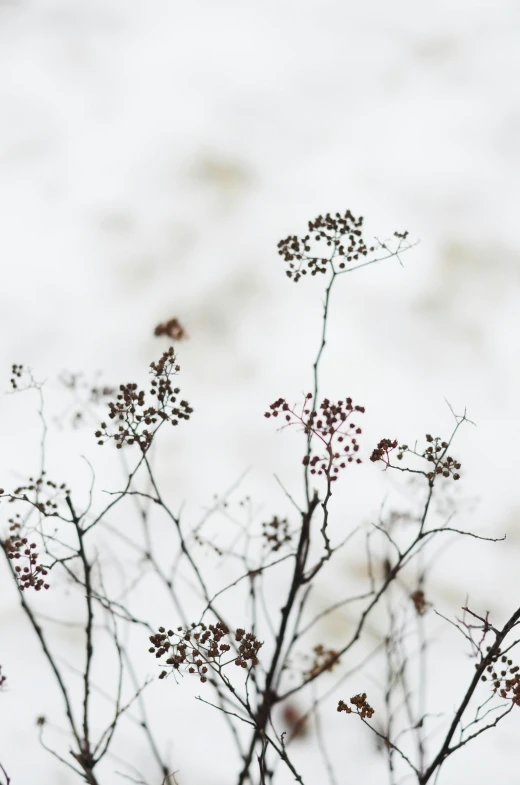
[1,1,520,783]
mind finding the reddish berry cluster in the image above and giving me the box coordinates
[96,348,193,451]
[3,516,49,591]
[149,622,262,683]
[265,394,364,481]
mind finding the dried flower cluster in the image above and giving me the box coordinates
[3,516,49,591]
[337,693,375,719]
[262,515,292,553]
[8,473,70,516]
[154,318,186,341]
[277,210,376,282]
[304,644,340,679]
[96,348,193,450]
[8,363,40,393]
[6,209,512,785]
[265,394,364,481]
[480,649,520,706]
[0,666,6,690]
[370,434,461,481]
[149,623,262,683]
[410,588,428,616]
[10,364,23,389]
[369,438,403,465]
[421,435,461,481]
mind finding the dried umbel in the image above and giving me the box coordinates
[278,210,376,282]
[370,433,461,482]
[337,693,375,720]
[370,438,401,465]
[3,516,49,592]
[154,318,186,341]
[304,644,340,680]
[480,649,520,707]
[265,394,364,481]
[8,473,71,516]
[262,515,292,553]
[96,347,193,451]
[149,623,262,683]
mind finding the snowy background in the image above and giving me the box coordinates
[1,1,520,783]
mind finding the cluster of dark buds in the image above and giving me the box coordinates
[370,434,461,481]
[9,363,41,394]
[149,622,262,683]
[154,318,186,340]
[3,516,49,591]
[278,210,376,282]
[96,348,193,451]
[262,515,292,553]
[265,394,364,481]
[370,438,403,465]
[10,364,23,389]
[337,693,375,720]
[304,644,340,680]
[8,473,70,516]
[421,435,461,480]
[0,665,6,690]
[410,588,429,616]
[479,649,520,706]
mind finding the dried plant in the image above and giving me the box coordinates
[0,209,513,785]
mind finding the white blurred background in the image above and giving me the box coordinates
[1,1,520,783]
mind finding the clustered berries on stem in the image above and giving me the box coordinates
[149,623,262,683]
[304,644,340,680]
[261,515,292,553]
[6,207,516,785]
[337,693,375,720]
[278,210,376,281]
[479,649,520,705]
[3,517,49,591]
[265,394,365,481]
[95,347,193,451]
[371,433,461,482]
